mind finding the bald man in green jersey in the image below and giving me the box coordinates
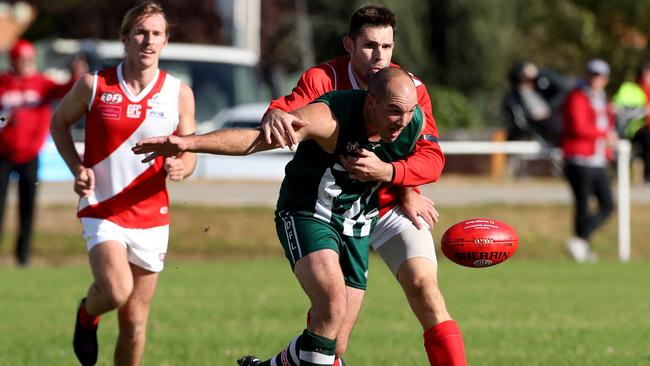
[133,67,424,366]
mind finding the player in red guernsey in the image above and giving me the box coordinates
[0,39,87,266]
[259,5,466,366]
[50,3,196,365]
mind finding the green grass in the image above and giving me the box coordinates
[3,203,650,260]
[1,203,650,365]
[1,258,650,365]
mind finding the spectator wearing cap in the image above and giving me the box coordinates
[561,58,617,262]
[0,38,87,266]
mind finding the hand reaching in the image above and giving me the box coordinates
[132,135,187,163]
[398,187,439,230]
[339,148,393,182]
[261,109,309,150]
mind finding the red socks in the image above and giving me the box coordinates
[423,320,467,366]
[79,302,101,329]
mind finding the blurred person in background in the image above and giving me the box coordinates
[561,59,616,262]
[258,4,465,366]
[50,2,196,365]
[502,61,569,147]
[612,62,650,185]
[0,38,87,266]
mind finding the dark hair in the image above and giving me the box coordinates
[636,62,650,81]
[120,1,170,41]
[348,5,396,39]
[368,66,411,102]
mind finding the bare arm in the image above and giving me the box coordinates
[133,102,337,161]
[50,73,95,197]
[165,83,197,181]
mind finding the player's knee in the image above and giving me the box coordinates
[399,263,437,292]
[104,281,134,309]
[400,269,446,305]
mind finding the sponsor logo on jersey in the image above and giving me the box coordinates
[100,92,123,104]
[147,93,166,106]
[146,108,166,119]
[98,105,121,119]
[127,104,142,119]
[159,206,169,215]
[364,208,379,219]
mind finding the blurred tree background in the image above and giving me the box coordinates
[15,0,650,131]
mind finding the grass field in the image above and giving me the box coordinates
[1,259,650,365]
[1,204,650,365]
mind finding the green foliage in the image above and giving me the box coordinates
[14,0,650,128]
[15,0,650,127]
[428,86,482,130]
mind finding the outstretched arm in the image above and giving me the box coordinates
[133,102,338,162]
[132,128,275,163]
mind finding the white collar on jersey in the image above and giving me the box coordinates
[117,62,160,103]
[347,62,423,90]
[348,62,361,90]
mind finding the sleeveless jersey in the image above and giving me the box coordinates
[77,63,181,228]
[277,89,424,238]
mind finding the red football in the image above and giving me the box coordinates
[441,218,518,268]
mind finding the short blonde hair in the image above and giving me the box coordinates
[120,1,169,41]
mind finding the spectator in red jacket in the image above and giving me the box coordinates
[0,39,87,266]
[561,59,617,262]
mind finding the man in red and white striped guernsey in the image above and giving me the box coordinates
[51,2,196,365]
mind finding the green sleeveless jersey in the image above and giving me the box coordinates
[276,89,424,238]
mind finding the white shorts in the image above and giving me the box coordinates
[81,218,169,273]
[371,207,437,276]
[370,207,430,249]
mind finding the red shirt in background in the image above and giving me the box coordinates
[561,87,615,161]
[0,72,73,164]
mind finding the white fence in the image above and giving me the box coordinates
[440,140,632,262]
[40,139,633,262]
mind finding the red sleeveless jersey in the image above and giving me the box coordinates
[78,64,181,228]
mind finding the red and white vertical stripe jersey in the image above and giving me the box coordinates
[78,63,180,228]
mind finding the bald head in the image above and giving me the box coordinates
[367,66,416,103]
[364,66,419,143]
